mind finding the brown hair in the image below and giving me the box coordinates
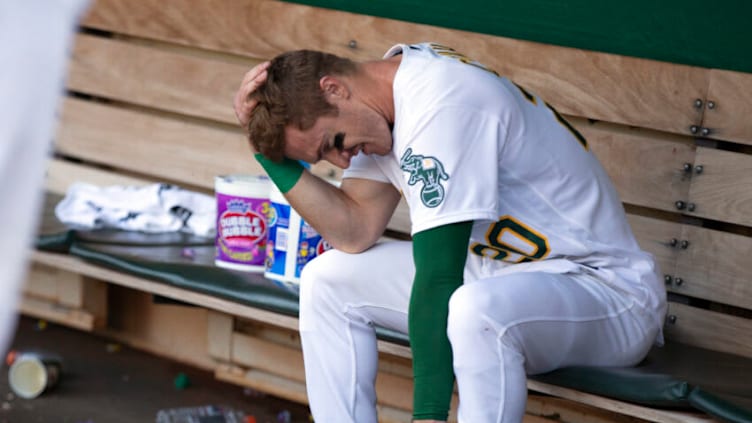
[247,50,358,161]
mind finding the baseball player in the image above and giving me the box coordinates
[234,43,667,423]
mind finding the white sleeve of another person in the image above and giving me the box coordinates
[0,0,90,355]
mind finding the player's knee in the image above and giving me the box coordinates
[300,250,338,297]
[300,249,351,290]
[447,283,495,337]
[299,250,352,318]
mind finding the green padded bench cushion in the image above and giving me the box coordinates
[36,193,76,252]
[532,365,691,408]
[69,242,300,317]
[68,241,408,347]
[690,388,752,423]
[532,339,752,422]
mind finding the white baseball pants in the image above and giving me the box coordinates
[299,241,660,423]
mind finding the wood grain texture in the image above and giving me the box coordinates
[215,364,310,404]
[664,302,752,359]
[81,0,709,135]
[105,286,213,367]
[23,264,64,303]
[526,395,653,423]
[68,34,255,125]
[673,224,752,310]
[686,147,752,227]
[31,250,302,332]
[626,214,681,279]
[19,295,99,332]
[45,158,155,195]
[580,120,695,212]
[231,332,305,383]
[207,311,234,361]
[56,97,259,191]
[22,265,108,329]
[703,69,752,146]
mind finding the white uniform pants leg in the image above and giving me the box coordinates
[299,241,414,423]
[0,0,90,355]
[447,272,659,423]
[299,241,659,423]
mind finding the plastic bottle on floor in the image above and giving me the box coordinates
[155,405,247,423]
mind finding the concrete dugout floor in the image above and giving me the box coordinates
[0,316,311,423]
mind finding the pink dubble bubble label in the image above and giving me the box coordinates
[214,175,272,272]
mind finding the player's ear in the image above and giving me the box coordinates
[320,76,349,99]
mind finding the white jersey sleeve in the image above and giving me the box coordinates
[341,151,390,184]
[388,43,520,235]
[397,106,502,234]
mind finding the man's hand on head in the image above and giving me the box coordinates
[233,61,271,130]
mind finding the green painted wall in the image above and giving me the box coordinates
[286,0,752,73]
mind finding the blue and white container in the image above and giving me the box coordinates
[265,184,331,285]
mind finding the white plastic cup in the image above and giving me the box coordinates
[8,352,62,399]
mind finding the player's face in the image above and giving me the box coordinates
[284,101,393,169]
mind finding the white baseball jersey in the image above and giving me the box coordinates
[343,43,666,334]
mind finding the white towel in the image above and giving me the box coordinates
[55,182,216,237]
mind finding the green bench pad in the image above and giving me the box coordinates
[70,242,300,317]
[532,341,752,420]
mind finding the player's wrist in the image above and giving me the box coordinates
[254,153,304,193]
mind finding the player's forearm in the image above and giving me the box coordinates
[284,172,381,252]
[256,153,399,252]
[410,221,472,421]
[409,279,456,421]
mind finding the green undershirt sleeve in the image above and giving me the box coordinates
[410,220,473,421]
[254,153,305,194]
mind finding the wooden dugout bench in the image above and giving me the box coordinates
[22,0,752,422]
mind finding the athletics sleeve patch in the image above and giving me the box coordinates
[400,148,449,208]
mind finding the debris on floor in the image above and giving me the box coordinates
[155,405,247,423]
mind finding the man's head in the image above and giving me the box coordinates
[247,50,358,162]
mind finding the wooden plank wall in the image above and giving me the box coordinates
[53,0,752,355]
[33,1,752,418]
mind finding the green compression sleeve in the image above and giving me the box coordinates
[254,153,304,194]
[410,220,473,420]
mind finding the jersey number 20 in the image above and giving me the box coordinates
[470,216,550,263]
